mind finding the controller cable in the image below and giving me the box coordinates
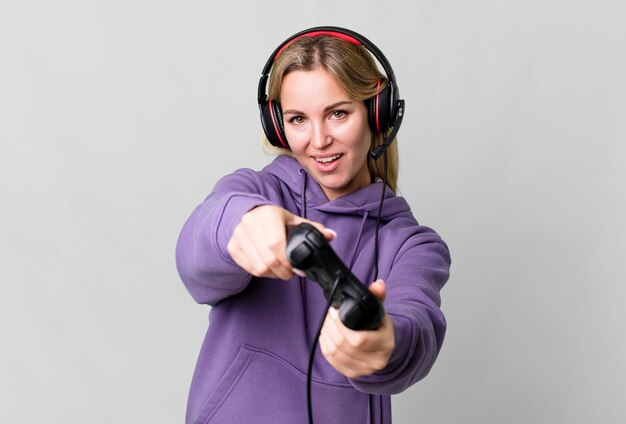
[307,273,342,424]
[373,148,388,282]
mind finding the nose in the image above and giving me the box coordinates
[310,120,332,149]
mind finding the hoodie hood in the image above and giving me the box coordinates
[264,155,413,221]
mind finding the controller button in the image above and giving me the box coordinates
[290,243,313,265]
[306,232,324,248]
[360,294,374,313]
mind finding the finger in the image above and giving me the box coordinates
[320,334,376,378]
[246,242,281,278]
[321,227,337,241]
[323,309,370,360]
[240,213,291,279]
[369,279,387,302]
[292,268,306,277]
[265,222,294,280]
[285,215,337,241]
[259,209,301,277]
[239,230,285,279]
[321,311,394,376]
[259,225,294,279]
[319,324,371,378]
[330,307,392,353]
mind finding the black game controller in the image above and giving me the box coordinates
[286,223,384,331]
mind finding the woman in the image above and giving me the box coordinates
[176,28,451,424]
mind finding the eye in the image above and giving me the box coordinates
[288,115,305,125]
[330,109,348,119]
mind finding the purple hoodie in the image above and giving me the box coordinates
[176,155,451,424]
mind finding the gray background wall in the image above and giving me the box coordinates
[1,1,624,422]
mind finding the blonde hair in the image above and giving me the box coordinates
[260,35,399,193]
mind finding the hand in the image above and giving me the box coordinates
[319,280,395,379]
[227,205,335,280]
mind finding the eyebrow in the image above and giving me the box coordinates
[282,100,354,115]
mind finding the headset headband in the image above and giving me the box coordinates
[257,26,397,104]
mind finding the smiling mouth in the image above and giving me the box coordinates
[314,154,343,163]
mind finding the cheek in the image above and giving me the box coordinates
[284,129,307,155]
[348,126,372,155]
[341,115,371,151]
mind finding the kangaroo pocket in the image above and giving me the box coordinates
[194,344,368,424]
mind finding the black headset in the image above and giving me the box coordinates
[257,26,405,160]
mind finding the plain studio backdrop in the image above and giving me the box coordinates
[1,1,624,423]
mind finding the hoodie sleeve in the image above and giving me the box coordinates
[349,225,451,395]
[175,169,276,305]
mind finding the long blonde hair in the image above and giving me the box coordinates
[260,35,399,192]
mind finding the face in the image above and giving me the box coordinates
[280,68,372,201]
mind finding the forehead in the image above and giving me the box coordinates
[280,69,350,108]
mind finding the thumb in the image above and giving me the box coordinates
[285,213,337,241]
[369,279,387,302]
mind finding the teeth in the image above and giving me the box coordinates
[316,154,342,163]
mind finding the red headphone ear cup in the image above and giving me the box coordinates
[367,82,393,133]
[260,99,289,148]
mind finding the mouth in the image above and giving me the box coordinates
[314,154,343,164]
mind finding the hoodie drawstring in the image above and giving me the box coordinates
[297,169,310,341]
[348,210,370,271]
[299,168,307,220]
